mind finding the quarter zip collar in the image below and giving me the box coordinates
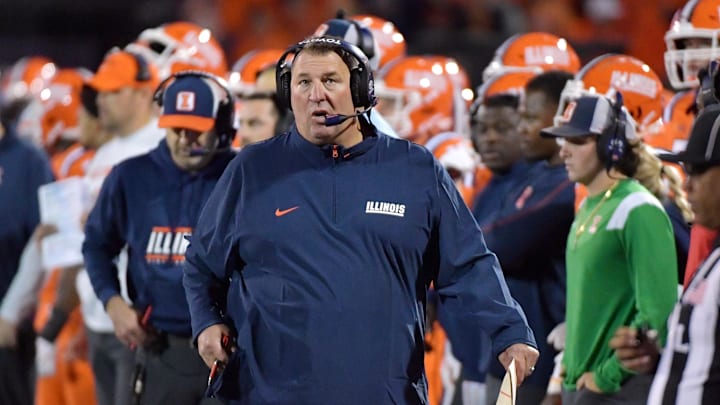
[288,125,379,165]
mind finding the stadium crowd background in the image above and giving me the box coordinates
[0,0,684,89]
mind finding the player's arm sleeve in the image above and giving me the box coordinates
[82,167,128,306]
[0,237,44,323]
[429,161,536,359]
[183,158,244,343]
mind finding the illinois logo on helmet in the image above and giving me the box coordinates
[570,54,664,134]
[350,14,406,71]
[664,0,720,89]
[125,21,228,79]
[375,55,465,145]
[482,32,580,83]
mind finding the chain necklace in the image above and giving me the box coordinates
[573,181,619,248]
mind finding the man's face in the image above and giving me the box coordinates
[165,127,218,171]
[96,87,142,134]
[471,105,523,173]
[686,164,720,229]
[236,98,278,146]
[289,50,359,146]
[558,135,603,184]
[682,37,714,83]
[518,91,560,161]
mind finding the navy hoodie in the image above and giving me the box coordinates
[183,128,535,404]
[83,140,234,336]
[0,129,53,300]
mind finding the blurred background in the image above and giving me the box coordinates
[0,0,685,89]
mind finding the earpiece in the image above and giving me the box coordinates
[597,92,629,170]
[153,70,236,150]
[275,37,377,111]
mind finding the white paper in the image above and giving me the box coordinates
[38,176,89,231]
[37,177,89,269]
[495,358,517,405]
[41,231,85,269]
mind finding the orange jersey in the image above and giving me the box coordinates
[50,143,95,180]
[684,225,720,288]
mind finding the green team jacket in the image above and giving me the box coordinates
[563,179,678,393]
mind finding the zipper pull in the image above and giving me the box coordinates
[332,144,339,159]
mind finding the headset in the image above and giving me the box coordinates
[597,92,630,171]
[275,36,377,113]
[128,51,152,83]
[153,70,237,151]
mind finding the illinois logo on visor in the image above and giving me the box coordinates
[176,91,196,112]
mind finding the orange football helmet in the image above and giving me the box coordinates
[17,68,89,151]
[424,132,481,206]
[227,48,284,96]
[664,0,720,89]
[350,14,406,70]
[1,56,57,107]
[376,55,463,144]
[475,71,536,103]
[482,32,580,82]
[125,21,228,79]
[643,89,696,152]
[571,54,664,133]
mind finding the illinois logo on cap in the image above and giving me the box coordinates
[561,101,577,123]
[176,91,196,112]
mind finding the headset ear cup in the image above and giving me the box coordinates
[350,68,362,108]
[214,100,235,149]
[277,67,292,111]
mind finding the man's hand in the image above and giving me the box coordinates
[0,318,17,348]
[609,326,660,374]
[197,323,233,369]
[576,372,602,393]
[105,296,147,348]
[498,343,539,386]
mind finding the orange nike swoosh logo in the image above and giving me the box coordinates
[275,206,299,217]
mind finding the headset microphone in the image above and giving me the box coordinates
[324,110,367,126]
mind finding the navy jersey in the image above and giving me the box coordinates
[0,130,53,299]
[184,128,535,404]
[83,141,234,336]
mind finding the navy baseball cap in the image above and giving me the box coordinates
[540,94,616,138]
[158,75,224,132]
[662,104,720,165]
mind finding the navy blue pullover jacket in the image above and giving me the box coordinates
[0,129,53,299]
[83,141,234,336]
[473,161,574,387]
[183,127,536,404]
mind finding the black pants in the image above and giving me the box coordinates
[134,334,222,405]
[562,374,654,405]
[0,319,35,405]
